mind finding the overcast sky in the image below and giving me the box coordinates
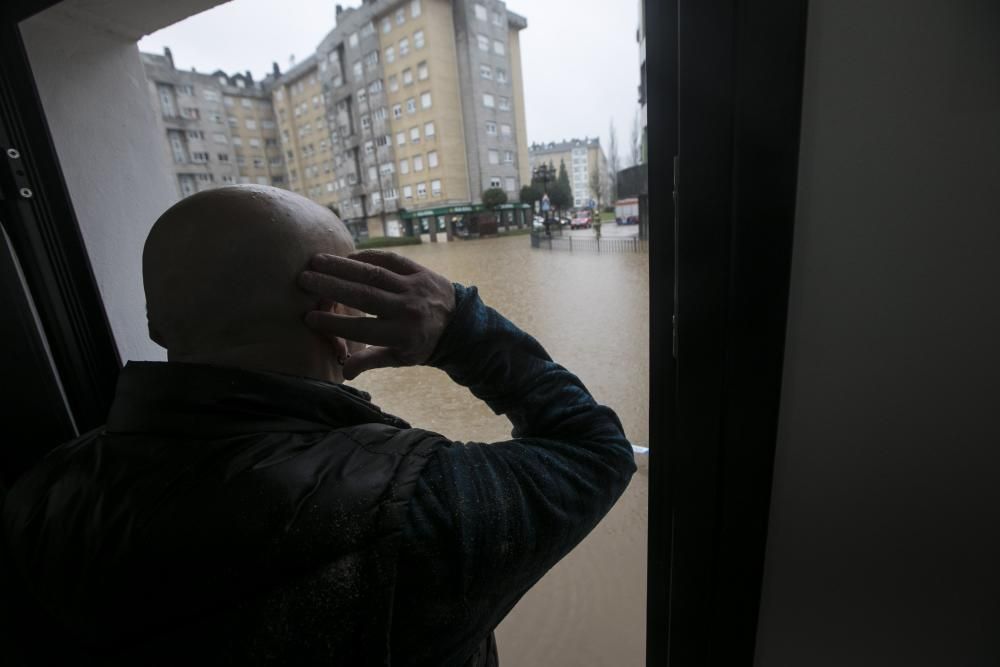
[137,0,641,162]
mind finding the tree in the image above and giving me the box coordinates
[608,118,620,204]
[482,187,508,210]
[549,159,573,213]
[629,112,642,167]
[589,168,602,210]
[519,183,541,209]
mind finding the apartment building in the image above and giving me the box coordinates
[312,0,530,238]
[142,49,284,199]
[270,56,344,218]
[529,137,610,209]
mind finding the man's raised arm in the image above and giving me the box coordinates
[300,250,636,665]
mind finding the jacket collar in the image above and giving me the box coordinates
[105,361,410,436]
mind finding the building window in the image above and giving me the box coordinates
[399,37,410,57]
[365,141,375,155]
[361,115,371,131]
[357,89,367,105]
[384,188,398,200]
[406,98,417,114]
[505,177,516,192]
[428,150,439,168]
[396,7,406,24]
[424,121,436,138]
[181,107,200,120]
[477,34,490,51]
[480,64,493,79]
[389,75,399,92]
[353,61,363,79]
[403,184,413,200]
[475,3,488,21]
[245,119,257,130]
[228,116,239,127]
[492,11,504,26]
[416,182,427,199]
[186,130,204,140]
[217,152,229,162]
[499,96,510,110]
[413,154,424,172]
[239,98,251,108]
[373,106,387,121]
[400,158,410,175]
[411,0,421,18]
[261,119,276,129]
[250,138,261,148]
[496,68,507,83]
[232,137,242,146]
[417,62,429,80]
[420,92,432,109]
[504,150,513,163]
[396,131,406,146]
[501,123,512,138]
[494,40,505,56]
[393,104,403,119]
[203,89,219,102]
[385,46,395,63]
[403,69,414,86]
[414,30,425,49]
[490,177,502,188]
[361,21,375,37]
[365,50,380,68]
[486,121,497,135]
[483,93,495,108]
[191,151,210,163]
[382,17,392,34]
[349,32,359,48]
[488,149,499,165]
[213,133,228,144]
[178,84,195,96]
[431,179,441,196]
[253,158,263,167]
[410,126,421,143]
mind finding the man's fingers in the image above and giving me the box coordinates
[304,312,402,348]
[309,253,408,292]
[299,272,406,317]
[348,250,424,276]
[342,346,399,381]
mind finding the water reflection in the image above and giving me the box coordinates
[350,235,649,447]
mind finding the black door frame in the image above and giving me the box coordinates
[0,0,122,465]
[645,0,810,664]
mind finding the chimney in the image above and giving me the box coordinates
[272,61,281,77]
[245,70,254,83]
[163,47,174,69]
[336,4,343,23]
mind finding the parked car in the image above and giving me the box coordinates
[570,215,592,229]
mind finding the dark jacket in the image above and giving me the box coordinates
[2,284,636,665]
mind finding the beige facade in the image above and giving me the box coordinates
[380,0,472,211]
[270,57,337,208]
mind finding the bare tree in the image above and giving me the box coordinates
[608,118,620,204]
[628,112,641,167]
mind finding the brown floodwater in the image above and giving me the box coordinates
[350,233,650,666]
[350,233,649,447]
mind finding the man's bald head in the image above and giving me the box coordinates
[143,185,354,357]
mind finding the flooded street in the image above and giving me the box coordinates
[351,233,649,447]
[350,232,649,667]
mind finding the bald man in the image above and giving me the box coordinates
[2,186,635,666]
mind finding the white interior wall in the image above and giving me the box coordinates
[20,0,226,362]
[756,1,1000,665]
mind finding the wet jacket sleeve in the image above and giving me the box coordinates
[391,284,637,666]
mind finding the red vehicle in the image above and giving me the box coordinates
[570,209,593,229]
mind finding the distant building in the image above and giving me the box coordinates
[141,49,284,198]
[310,0,532,239]
[528,137,609,209]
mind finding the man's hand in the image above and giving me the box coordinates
[298,250,456,380]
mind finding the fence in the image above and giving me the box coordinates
[530,232,647,253]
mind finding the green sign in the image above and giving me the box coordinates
[399,202,530,219]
